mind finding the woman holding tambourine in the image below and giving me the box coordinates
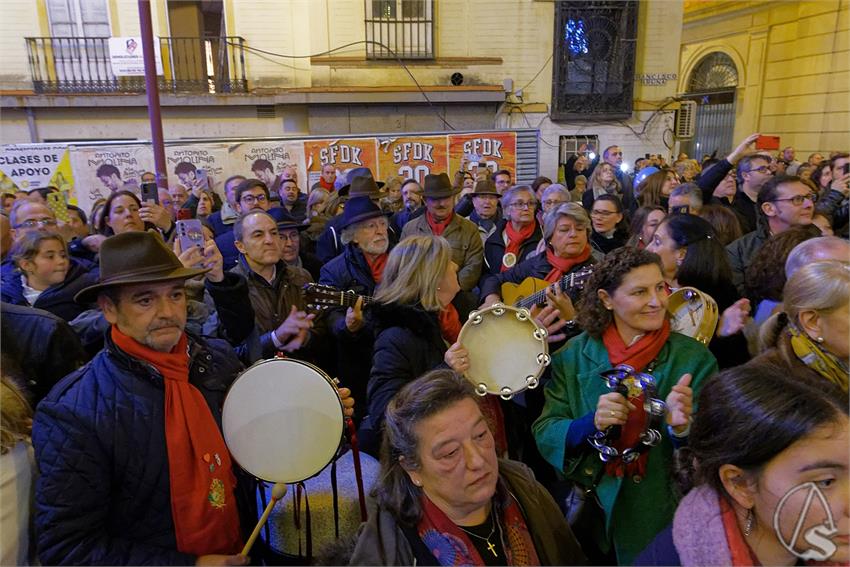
[532,247,718,566]
[646,214,751,368]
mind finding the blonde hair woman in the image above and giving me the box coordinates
[359,235,468,455]
[380,175,405,214]
[1,377,34,565]
[757,260,850,392]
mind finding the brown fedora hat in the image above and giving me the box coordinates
[422,173,459,199]
[347,175,383,199]
[338,167,384,196]
[75,231,208,303]
[470,179,499,196]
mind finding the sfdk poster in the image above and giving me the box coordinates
[303,138,378,188]
[448,132,517,177]
[377,135,448,185]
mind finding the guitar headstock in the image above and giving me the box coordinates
[565,266,594,291]
[303,283,349,311]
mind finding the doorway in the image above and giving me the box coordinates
[680,52,738,160]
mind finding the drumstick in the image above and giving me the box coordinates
[241,482,287,557]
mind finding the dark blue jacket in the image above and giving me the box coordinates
[316,214,346,263]
[480,219,543,281]
[280,194,308,223]
[389,206,424,237]
[359,303,446,455]
[633,524,680,565]
[206,209,234,238]
[32,332,257,566]
[319,244,380,421]
[0,258,98,321]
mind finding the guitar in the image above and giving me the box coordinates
[500,266,594,310]
[303,283,373,312]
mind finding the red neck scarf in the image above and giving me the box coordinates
[111,326,242,556]
[427,211,453,236]
[544,245,592,283]
[501,222,536,272]
[437,303,462,343]
[719,497,761,566]
[600,319,671,478]
[318,176,335,191]
[417,491,540,566]
[364,252,388,284]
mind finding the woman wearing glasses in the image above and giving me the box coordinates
[480,203,601,312]
[590,194,628,255]
[479,185,543,286]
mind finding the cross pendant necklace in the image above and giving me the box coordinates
[458,513,499,558]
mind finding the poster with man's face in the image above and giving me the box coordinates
[165,144,229,200]
[227,142,306,192]
[69,145,153,214]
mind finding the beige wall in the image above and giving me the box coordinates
[679,0,849,155]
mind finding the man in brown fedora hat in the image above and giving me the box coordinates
[468,178,503,242]
[32,231,355,565]
[400,173,483,296]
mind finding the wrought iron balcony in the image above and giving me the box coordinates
[25,36,248,94]
[365,0,434,59]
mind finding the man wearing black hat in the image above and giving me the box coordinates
[319,195,392,419]
[277,215,322,280]
[316,167,397,263]
[400,173,483,316]
[31,231,265,565]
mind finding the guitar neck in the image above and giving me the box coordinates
[515,272,579,310]
[338,293,374,308]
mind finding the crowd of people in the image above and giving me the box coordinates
[0,135,848,566]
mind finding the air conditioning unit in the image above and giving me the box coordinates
[675,100,697,139]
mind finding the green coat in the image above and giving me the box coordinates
[532,331,717,565]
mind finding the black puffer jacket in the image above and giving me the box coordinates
[359,303,446,455]
[32,332,258,566]
[0,258,97,321]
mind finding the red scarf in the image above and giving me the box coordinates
[600,319,671,478]
[427,211,453,236]
[719,496,761,566]
[437,303,462,343]
[364,252,388,284]
[417,491,540,566]
[111,326,242,556]
[544,245,592,283]
[318,176,335,191]
[501,222,536,272]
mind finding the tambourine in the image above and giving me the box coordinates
[667,286,719,345]
[458,303,550,400]
[222,357,344,484]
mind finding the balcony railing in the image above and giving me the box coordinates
[25,36,248,94]
[365,0,434,59]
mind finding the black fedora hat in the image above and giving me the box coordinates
[75,231,208,303]
[338,167,384,196]
[470,179,499,196]
[274,209,310,232]
[339,195,391,230]
[422,173,459,199]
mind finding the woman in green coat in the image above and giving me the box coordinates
[533,247,717,565]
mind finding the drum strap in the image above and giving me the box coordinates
[331,459,340,538]
[293,481,313,562]
[347,418,368,521]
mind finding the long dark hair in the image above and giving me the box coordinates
[744,225,821,304]
[97,190,148,236]
[675,361,847,496]
[576,246,664,338]
[377,369,481,527]
[661,214,737,310]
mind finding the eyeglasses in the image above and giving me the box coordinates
[241,194,268,205]
[771,193,818,206]
[543,199,566,207]
[510,201,535,210]
[749,166,772,174]
[591,209,619,217]
[14,218,58,229]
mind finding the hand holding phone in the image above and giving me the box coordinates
[175,219,205,262]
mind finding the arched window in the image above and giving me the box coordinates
[687,52,738,93]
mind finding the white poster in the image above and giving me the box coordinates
[227,141,307,194]
[0,144,71,193]
[69,145,154,214]
[109,37,163,76]
[165,144,230,200]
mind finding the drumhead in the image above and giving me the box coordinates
[222,358,344,483]
[459,304,549,399]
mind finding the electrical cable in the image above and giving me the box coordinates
[225,38,456,130]
[518,53,553,93]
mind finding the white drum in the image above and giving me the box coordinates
[667,287,719,346]
[222,358,344,484]
[459,303,550,400]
